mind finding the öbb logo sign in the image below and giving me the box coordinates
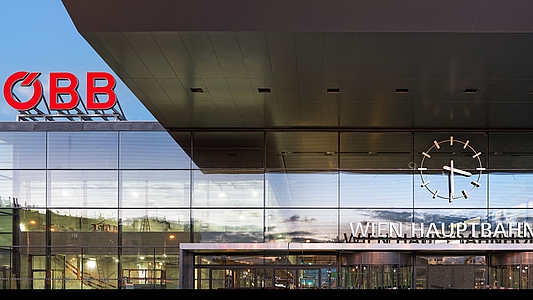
[3,71,117,111]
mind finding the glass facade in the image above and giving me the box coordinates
[2,123,533,289]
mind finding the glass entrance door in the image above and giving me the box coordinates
[207,268,257,289]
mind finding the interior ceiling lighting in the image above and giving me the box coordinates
[463,88,478,93]
[258,88,271,93]
[327,88,340,93]
[190,88,204,93]
[395,88,409,94]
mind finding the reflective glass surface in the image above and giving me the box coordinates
[192,208,263,242]
[340,171,413,208]
[47,131,118,169]
[0,132,46,169]
[340,132,411,169]
[120,208,190,234]
[0,170,46,207]
[4,127,533,290]
[192,170,263,207]
[193,132,263,169]
[120,131,191,169]
[265,209,338,243]
[49,170,118,208]
[489,172,533,208]
[266,132,338,169]
[120,170,190,208]
[266,171,338,207]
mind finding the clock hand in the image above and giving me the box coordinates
[448,160,454,202]
[443,165,472,177]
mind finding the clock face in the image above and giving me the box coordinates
[418,136,484,203]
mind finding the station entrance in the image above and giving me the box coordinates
[188,252,415,289]
[190,253,487,289]
[180,245,533,290]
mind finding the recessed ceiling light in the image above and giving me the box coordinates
[463,88,478,93]
[190,87,204,93]
[327,88,340,93]
[395,88,409,94]
[258,88,271,93]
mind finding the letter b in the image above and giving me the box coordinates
[86,72,116,110]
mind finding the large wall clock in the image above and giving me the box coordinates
[418,136,485,203]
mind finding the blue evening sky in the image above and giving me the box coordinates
[0,0,155,121]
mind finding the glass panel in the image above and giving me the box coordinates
[49,170,118,208]
[266,171,337,207]
[340,132,412,169]
[0,170,46,208]
[266,132,338,169]
[0,132,46,169]
[489,208,533,224]
[193,132,264,169]
[414,173,487,208]
[47,131,118,169]
[192,170,263,207]
[121,248,161,289]
[340,209,413,241]
[340,171,413,208]
[169,131,192,166]
[120,247,177,289]
[120,131,191,169]
[489,133,533,169]
[265,209,337,243]
[50,249,84,289]
[19,208,47,246]
[414,209,488,241]
[192,208,263,243]
[120,208,190,236]
[489,172,533,208]
[49,208,118,232]
[0,233,11,247]
[120,170,190,208]
[79,247,120,289]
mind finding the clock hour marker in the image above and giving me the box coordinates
[433,190,440,199]
[471,181,481,187]
[421,181,430,187]
[462,190,469,199]
[422,152,431,158]
[450,136,453,145]
[463,140,470,149]
[472,152,481,158]
[433,140,440,149]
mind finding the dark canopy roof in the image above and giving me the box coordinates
[59,1,533,171]
[61,0,533,131]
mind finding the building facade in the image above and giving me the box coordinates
[2,121,533,289]
[3,0,533,290]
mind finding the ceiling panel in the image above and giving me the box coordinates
[156,79,190,102]
[236,103,264,127]
[151,32,202,79]
[323,33,352,78]
[215,102,242,127]
[137,0,175,30]
[124,33,176,79]
[414,0,450,31]
[473,0,513,32]
[383,0,420,32]
[502,0,533,32]
[324,0,356,31]
[94,33,153,78]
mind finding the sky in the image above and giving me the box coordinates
[0,0,155,121]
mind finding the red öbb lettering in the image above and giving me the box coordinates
[3,71,117,111]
